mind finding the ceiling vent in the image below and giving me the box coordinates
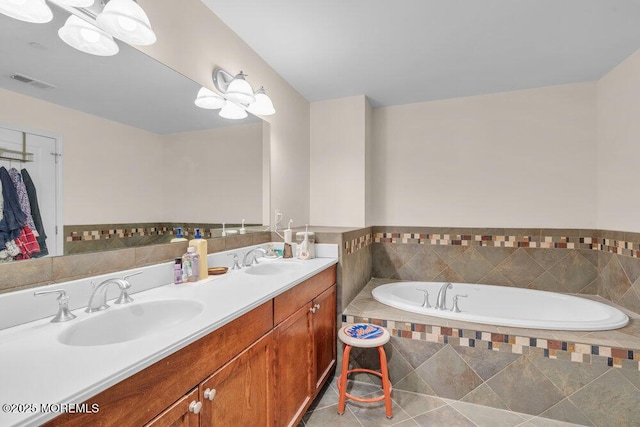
[10,73,56,90]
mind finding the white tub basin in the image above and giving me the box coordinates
[58,300,204,346]
[245,261,305,276]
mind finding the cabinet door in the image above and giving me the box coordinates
[200,331,273,427]
[312,284,337,392]
[273,303,313,427]
[144,388,199,427]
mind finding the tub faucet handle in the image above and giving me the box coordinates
[450,294,468,313]
[416,289,431,308]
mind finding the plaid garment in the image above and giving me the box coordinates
[14,226,40,260]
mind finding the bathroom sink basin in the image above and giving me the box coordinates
[58,300,204,347]
[245,262,305,276]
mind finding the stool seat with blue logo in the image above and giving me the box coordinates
[337,323,393,419]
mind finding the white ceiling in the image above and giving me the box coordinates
[201,0,640,107]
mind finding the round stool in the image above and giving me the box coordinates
[337,323,393,419]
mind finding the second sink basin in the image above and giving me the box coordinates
[58,299,204,347]
[245,261,305,276]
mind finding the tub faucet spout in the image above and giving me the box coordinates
[435,282,453,310]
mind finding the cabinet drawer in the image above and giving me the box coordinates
[273,265,336,325]
[45,300,273,427]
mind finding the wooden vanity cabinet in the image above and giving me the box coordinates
[144,388,199,427]
[199,331,273,427]
[273,267,337,427]
[45,264,337,427]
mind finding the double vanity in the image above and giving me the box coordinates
[0,244,338,426]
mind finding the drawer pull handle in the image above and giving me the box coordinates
[309,306,317,314]
[314,303,320,310]
[204,388,217,401]
[189,400,202,414]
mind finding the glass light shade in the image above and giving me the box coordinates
[219,101,248,120]
[0,0,52,23]
[58,15,119,56]
[194,87,225,109]
[225,72,255,105]
[96,0,156,46]
[247,87,275,116]
[53,0,94,7]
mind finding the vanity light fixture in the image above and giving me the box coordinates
[58,14,119,56]
[96,0,156,46]
[0,0,52,23]
[219,100,248,120]
[194,87,225,110]
[194,67,276,120]
[247,86,276,116]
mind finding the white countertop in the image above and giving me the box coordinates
[0,254,338,427]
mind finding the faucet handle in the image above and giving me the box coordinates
[227,253,242,270]
[416,289,431,308]
[123,271,142,284]
[34,289,76,323]
[450,294,468,313]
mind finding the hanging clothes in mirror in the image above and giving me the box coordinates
[21,169,48,257]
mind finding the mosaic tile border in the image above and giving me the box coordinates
[373,231,640,259]
[342,315,640,371]
[344,233,373,255]
[65,223,259,242]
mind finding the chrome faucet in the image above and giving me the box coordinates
[242,247,267,267]
[435,282,453,310]
[416,289,431,308]
[86,274,138,313]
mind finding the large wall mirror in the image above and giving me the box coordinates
[0,2,269,263]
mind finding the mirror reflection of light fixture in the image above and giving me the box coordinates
[0,0,53,23]
[54,0,94,7]
[219,100,248,120]
[247,86,276,116]
[1,0,156,56]
[195,67,276,120]
[96,0,156,46]
[194,87,225,109]
[58,14,119,56]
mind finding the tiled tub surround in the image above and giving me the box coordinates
[367,227,640,315]
[342,279,640,426]
[64,222,264,255]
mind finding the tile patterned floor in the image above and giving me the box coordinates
[301,378,586,427]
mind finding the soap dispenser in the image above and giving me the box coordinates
[239,219,246,235]
[170,227,187,243]
[189,228,208,280]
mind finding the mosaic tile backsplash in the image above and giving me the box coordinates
[64,222,263,255]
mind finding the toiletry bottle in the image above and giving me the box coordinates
[239,219,246,234]
[174,258,183,285]
[283,219,293,258]
[170,227,188,243]
[183,247,200,282]
[189,228,208,280]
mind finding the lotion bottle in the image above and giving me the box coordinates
[189,228,208,280]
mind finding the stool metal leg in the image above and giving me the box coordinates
[377,345,393,419]
[337,344,352,415]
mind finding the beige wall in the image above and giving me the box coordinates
[370,82,598,228]
[310,96,368,227]
[137,0,311,228]
[597,49,640,233]
[0,87,165,225]
[162,123,263,223]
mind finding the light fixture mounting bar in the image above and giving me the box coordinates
[213,68,235,94]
